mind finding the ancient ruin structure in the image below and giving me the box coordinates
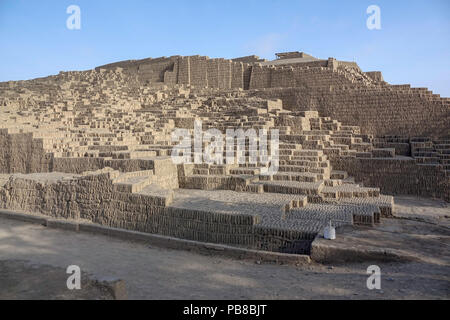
[0,52,448,254]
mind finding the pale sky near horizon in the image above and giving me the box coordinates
[0,0,449,96]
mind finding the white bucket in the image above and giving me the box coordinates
[324,221,336,240]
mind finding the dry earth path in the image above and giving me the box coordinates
[0,196,449,300]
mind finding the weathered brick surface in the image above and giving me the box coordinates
[332,157,449,201]
[0,171,309,253]
[0,51,447,255]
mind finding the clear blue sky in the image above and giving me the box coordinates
[1,0,449,96]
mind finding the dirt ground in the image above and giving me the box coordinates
[0,260,113,300]
[0,195,449,300]
[313,195,450,265]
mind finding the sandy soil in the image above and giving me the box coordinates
[0,260,113,300]
[313,196,450,265]
[0,195,448,300]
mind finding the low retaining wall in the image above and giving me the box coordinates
[0,209,311,265]
[0,172,315,254]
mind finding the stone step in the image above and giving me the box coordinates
[183,174,259,191]
[372,148,395,158]
[321,185,380,200]
[271,171,320,183]
[281,195,309,214]
[137,184,174,207]
[290,155,327,162]
[289,203,378,226]
[112,150,158,159]
[356,152,372,158]
[245,183,265,193]
[259,181,324,196]
[302,141,324,149]
[323,179,342,187]
[330,143,350,151]
[279,143,301,150]
[414,147,435,153]
[351,142,373,152]
[413,152,438,157]
[434,141,450,146]
[112,170,154,184]
[330,170,348,179]
[410,137,432,143]
[323,148,341,157]
[229,168,261,175]
[292,149,324,157]
[414,156,440,164]
[113,175,154,193]
[436,148,450,154]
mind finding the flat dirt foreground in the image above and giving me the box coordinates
[0,196,449,300]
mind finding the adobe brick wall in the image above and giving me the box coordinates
[0,130,53,174]
[366,71,384,82]
[331,157,449,201]
[0,172,313,253]
[98,55,252,91]
[218,59,232,89]
[252,86,449,138]
[231,62,244,89]
[95,54,448,139]
[177,56,191,85]
[249,65,272,89]
[0,130,172,177]
[189,56,208,87]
